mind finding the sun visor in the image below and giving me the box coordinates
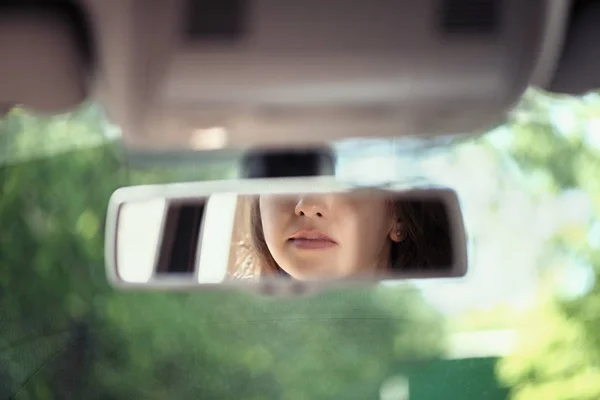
[0,6,91,115]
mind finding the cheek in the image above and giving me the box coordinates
[340,196,391,233]
[338,201,391,258]
[258,198,290,253]
[259,199,278,241]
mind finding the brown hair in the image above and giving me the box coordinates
[241,195,453,279]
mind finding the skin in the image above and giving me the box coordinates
[258,192,403,280]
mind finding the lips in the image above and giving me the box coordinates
[288,229,337,250]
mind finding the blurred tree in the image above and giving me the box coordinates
[450,304,521,333]
[493,89,600,399]
[0,103,446,399]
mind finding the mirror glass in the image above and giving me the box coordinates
[111,189,465,285]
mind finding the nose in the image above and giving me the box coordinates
[294,196,327,218]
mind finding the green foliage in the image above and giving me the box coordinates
[450,304,521,333]
[494,89,600,399]
[497,295,600,400]
[0,104,446,399]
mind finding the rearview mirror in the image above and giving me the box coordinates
[105,178,467,293]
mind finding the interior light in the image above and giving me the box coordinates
[190,126,228,149]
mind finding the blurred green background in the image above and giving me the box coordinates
[1,88,599,399]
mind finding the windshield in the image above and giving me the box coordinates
[1,88,598,399]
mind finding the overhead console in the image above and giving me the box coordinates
[1,0,590,151]
[84,0,559,151]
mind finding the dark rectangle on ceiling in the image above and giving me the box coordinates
[439,0,500,35]
[184,0,248,41]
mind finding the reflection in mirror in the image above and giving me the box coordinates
[116,199,166,283]
[109,187,464,286]
[114,194,239,284]
[229,191,456,281]
[197,193,238,283]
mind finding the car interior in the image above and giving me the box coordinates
[2,0,600,398]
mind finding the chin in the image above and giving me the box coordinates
[285,266,348,281]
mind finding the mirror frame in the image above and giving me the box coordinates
[105,177,469,295]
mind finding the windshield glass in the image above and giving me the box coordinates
[1,88,599,399]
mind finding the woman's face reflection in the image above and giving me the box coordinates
[258,193,399,280]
